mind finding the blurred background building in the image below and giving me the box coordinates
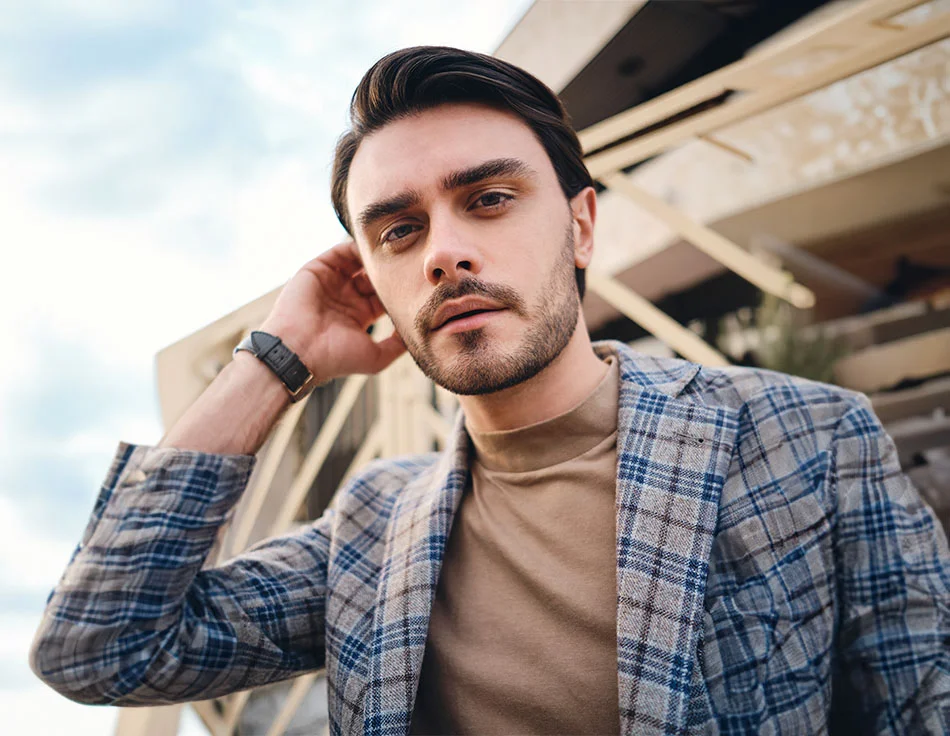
[123,1,950,733]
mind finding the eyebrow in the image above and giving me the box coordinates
[440,157,537,191]
[356,157,537,232]
[357,191,422,231]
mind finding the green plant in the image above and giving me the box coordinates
[751,293,850,384]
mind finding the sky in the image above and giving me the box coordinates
[0,1,532,733]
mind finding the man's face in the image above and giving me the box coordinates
[347,103,592,395]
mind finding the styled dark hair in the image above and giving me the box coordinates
[330,46,593,299]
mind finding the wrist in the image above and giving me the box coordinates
[230,351,293,408]
[258,317,303,346]
[234,329,315,401]
[158,354,290,455]
[258,320,315,368]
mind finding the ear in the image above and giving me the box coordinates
[569,186,597,269]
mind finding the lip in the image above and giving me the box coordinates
[431,297,506,332]
[436,309,505,335]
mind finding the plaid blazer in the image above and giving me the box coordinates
[32,341,950,735]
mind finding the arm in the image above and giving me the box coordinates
[29,442,335,705]
[830,395,950,734]
[30,242,405,704]
[160,241,404,457]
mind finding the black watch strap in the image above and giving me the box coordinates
[233,331,314,400]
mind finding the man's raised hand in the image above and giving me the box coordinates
[259,241,406,384]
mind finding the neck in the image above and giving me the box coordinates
[458,319,607,433]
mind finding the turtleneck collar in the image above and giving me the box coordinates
[467,356,619,473]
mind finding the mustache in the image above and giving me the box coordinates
[415,278,527,334]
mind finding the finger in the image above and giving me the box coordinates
[307,240,364,278]
[369,333,407,373]
[357,296,389,331]
[352,270,376,298]
[366,293,387,320]
[354,290,388,328]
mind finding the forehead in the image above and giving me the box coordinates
[346,103,554,216]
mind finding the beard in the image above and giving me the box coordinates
[394,225,579,396]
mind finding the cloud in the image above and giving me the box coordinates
[0,495,79,594]
[4,329,149,440]
[0,329,160,545]
[0,17,210,97]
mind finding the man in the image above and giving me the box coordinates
[31,46,949,735]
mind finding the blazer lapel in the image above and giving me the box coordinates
[363,413,470,736]
[613,346,739,735]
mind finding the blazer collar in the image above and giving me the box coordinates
[594,339,703,399]
[364,343,738,736]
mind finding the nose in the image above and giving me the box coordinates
[423,215,482,286]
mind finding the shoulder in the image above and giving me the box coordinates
[604,339,868,432]
[695,362,863,409]
[687,362,871,443]
[603,339,873,449]
[602,341,884,456]
[688,364,885,520]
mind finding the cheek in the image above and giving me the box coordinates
[368,266,418,321]
[502,238,551,285]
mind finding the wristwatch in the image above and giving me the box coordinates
[233,331,314,401]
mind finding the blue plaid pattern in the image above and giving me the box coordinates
[31,341,949,734]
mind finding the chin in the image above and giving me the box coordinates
[413,326,569,396]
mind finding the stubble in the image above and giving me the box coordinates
[396,225,579,395]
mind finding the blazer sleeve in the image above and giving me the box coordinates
[29,442,334,706]
[830,396,950,734]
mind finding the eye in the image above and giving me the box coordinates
[383,223,420,243]
[472,191,514,210]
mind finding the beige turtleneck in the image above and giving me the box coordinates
[411,356,621,735]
